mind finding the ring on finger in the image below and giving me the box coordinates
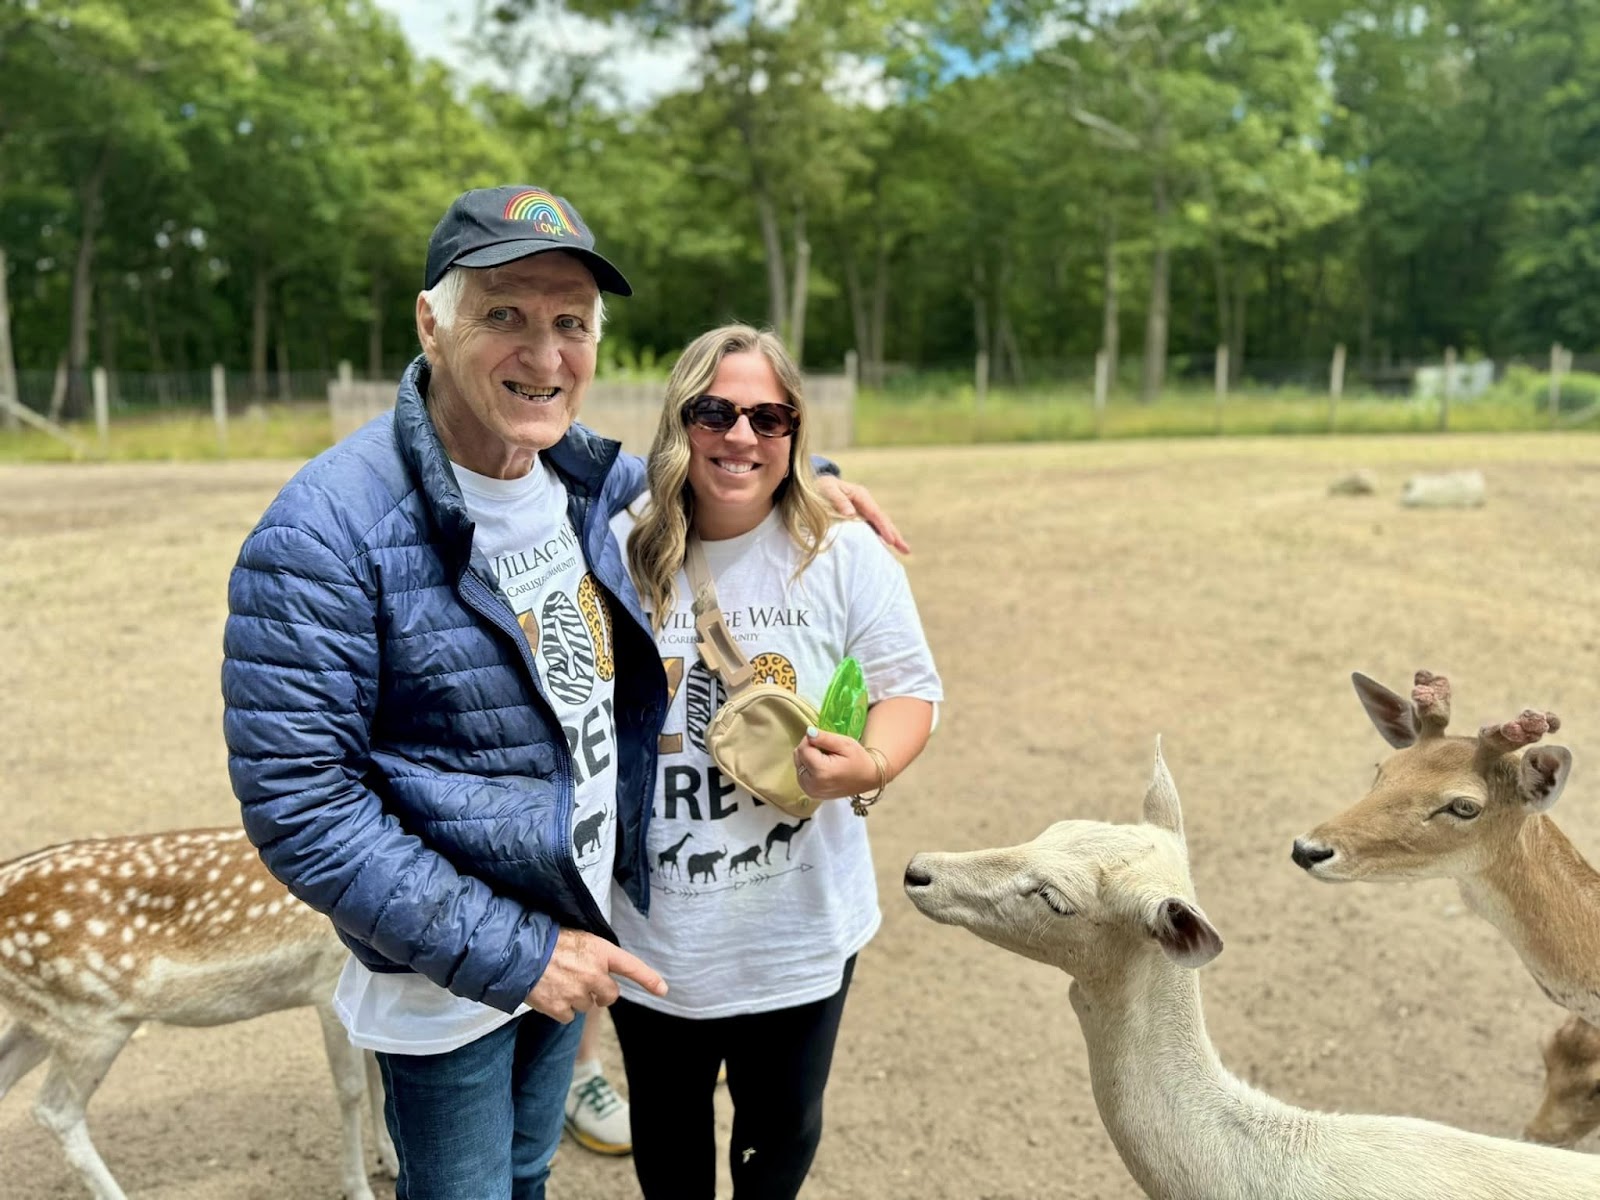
[797,764,811,780]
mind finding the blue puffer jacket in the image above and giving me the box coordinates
[222,357,668,1014]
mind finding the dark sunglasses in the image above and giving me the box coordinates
[683,394,800,439]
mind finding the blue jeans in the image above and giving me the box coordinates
[376,1012,585,1200]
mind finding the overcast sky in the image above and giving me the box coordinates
[373,0,698,107]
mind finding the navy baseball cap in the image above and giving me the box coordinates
[424,185,632,296]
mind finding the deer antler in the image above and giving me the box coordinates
[1411,670,1452,737]
[1477,709,1562,756]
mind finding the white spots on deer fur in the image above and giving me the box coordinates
[117,952,134,971]
[32,931,51,947]
[206,868,220,883]
[0,937,13,958]
[84,878,101,895]
[116,862,133,879]
[246,903,264,920]
[121,927,135,945]
[266,900,283,917]
[218,908,237,924]
[248,879,265,895]
[78,968,117,1002]
[52,910,72,929]
[232,873,247,888]
[36,959,54,981]
[133,914,147,931]
[17,948,34,967]
[86,919,108,938]
[64,882,77,894]
[21,912,36,925]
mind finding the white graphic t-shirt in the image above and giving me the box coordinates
[609,507,942,1018]
[334,457,620,1054]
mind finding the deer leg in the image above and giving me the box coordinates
[363,1049,397,1177]
[313,1001,379,1200]
[0,1021,50,1101]
[31,1024,134,1200]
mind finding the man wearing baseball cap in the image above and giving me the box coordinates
[222,184,895,1198]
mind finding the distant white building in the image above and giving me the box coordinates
[1413,360,1494,399]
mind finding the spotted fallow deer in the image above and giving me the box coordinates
[904,742,1600,1199]
[0,828,396,1200]
[1292,671,1600,1026]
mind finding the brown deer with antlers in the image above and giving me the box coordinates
[1292,670,1600,1024]
[1293,671,1600,1146]
[0,828,396,1200]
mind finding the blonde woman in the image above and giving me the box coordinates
[608,325,942,1198]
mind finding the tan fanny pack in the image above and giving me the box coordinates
[685,536,822,820]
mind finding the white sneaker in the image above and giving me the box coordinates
[565,1059,632,1156]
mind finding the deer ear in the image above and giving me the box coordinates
[1143,736,1185,838]
[1148,897,1223,969]
[1353,672,1420,749]
[1518,746,1572,813]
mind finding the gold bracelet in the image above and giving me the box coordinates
[851,746,891,817]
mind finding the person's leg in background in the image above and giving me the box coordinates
[611,996,724,1199]
[565,1007,633,1155]
[723,957,857,1200]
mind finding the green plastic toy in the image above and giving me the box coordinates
[819,657,869,740]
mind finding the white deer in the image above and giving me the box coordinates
[1293,671,1600,1027]
[904,742,1600,1199]
[0,828,396,1200]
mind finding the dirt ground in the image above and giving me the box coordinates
[3,434,1599,1200]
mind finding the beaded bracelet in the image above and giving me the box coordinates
[851,746,891,817]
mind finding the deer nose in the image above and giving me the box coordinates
[903,859,933,889]
[1291,839,1336,870]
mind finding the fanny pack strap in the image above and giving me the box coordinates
[685,535,755,695]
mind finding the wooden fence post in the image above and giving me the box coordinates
[844,349,858,386]
[1439,346,1456,432]
[211,363,228,456]
[1329,343,1346,433]
[974,350,989,414]
[92,367,109,448]
[0,248,17,432]
[1093,349,1109,439]
[1550,342,1565,427]
[1214,345,1228,434]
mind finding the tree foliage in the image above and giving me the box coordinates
[1,0,1592,391]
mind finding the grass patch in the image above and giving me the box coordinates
[0,384,1582,464]
[0,403,333,463]
[854,384,1564,446]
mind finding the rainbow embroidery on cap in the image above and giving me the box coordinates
[503,190,577,236]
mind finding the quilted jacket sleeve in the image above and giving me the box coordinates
[223,521,555,1014]
[602,451,648,516]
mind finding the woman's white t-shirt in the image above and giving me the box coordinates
[608,507,942,1018]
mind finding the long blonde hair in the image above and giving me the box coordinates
[628,325,835,629]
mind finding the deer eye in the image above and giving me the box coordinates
[1445,797,1483,820]
[1034,883,1075,916]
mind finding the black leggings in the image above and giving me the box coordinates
[609,956,856,1200]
